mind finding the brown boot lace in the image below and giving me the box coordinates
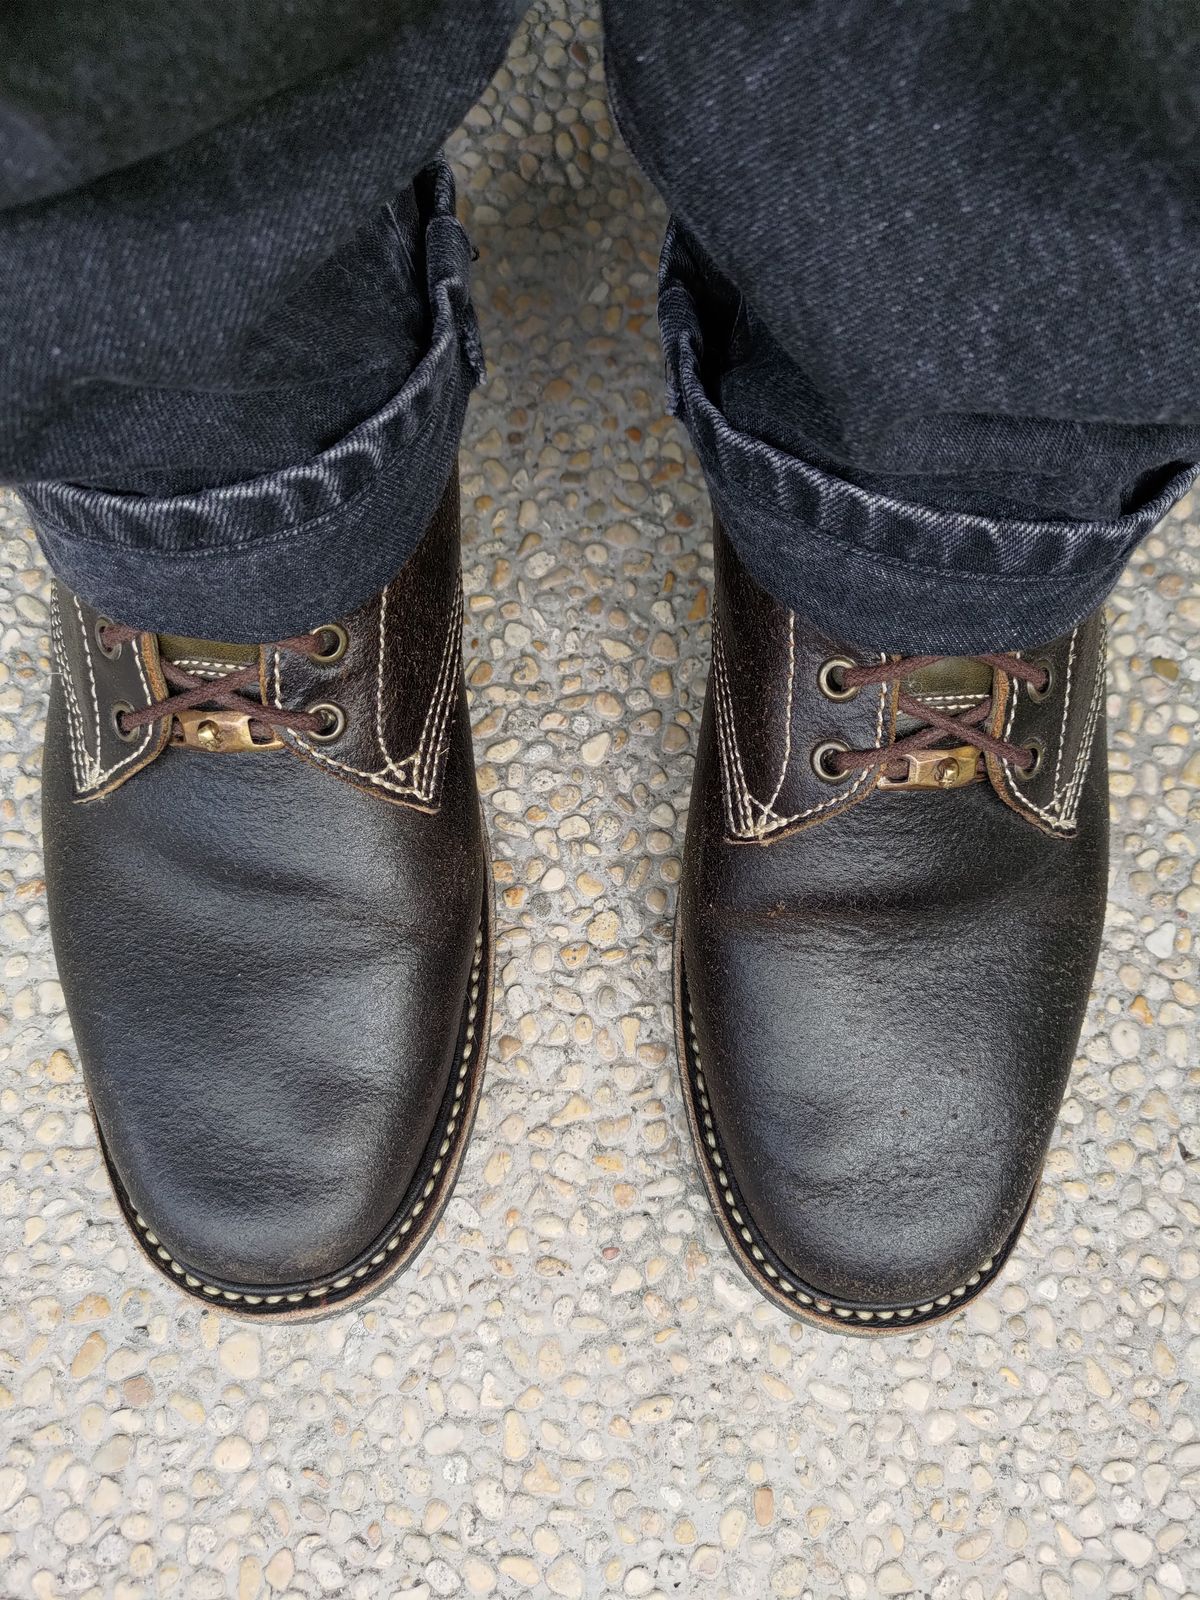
[819,653,1049,782]
[99,623,338,744]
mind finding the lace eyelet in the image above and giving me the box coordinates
[1027,660,1054,702]
[95,618,122,660]
[1020,739,1044,777]
[310,623,349,664]
[110,701,139,742]
[306,702,347,742]
[811,740,852,783]
[818,657,860,702]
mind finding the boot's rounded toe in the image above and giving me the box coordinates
[711,1104,1028,1313]
[684,949,1039,1314]
[95,1054,448,1294]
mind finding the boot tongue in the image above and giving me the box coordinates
[896,658,992,737]
[157,635,258,678]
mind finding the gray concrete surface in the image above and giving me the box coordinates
[1,3,1198,1596]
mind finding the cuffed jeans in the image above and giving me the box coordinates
[4,1,1200,650]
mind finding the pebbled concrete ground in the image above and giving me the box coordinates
[1,3,1198,1597]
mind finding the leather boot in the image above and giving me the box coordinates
[677,518,1109,1332]
[42,473,492,1315]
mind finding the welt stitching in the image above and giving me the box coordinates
[129,931,484,1307]
[684,995,996,1324]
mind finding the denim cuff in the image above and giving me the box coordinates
[20,161,484,642]
[659,220,1197,653]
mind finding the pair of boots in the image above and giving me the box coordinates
[42,468,1109,1330]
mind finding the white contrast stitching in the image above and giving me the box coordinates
[374,587,417,784]
[712,603,887,841]
[68,594,155,793]
[718,612,756,835]
[276,735,423,796]
[273,576,463,804]
[1063,624,1106,819]
[375,587,391,763]
[74,594,104,761]
[759,614,796,817]
[684,994,996,1323]
[374,595,406,780]
[709,622,736,836]
[51,589,89,791]
[712,622,742,834]
[711,614,752,836]
[126,931,484,1307]
[416,579,464,798]
[1051,630,1076,797]
[169,658,242,676]
[84,637,156,789]
[1001,622,1103,834]
[916,692,987,713]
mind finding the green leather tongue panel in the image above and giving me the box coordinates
[896,658,993,737]
[157,635,258,669]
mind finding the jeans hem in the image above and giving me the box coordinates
[659,219,1197,652]
[21,160,482,641]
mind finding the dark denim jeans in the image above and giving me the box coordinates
[24,164,485,643]
[659,223,1197,654]
[4,1,1200,648]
